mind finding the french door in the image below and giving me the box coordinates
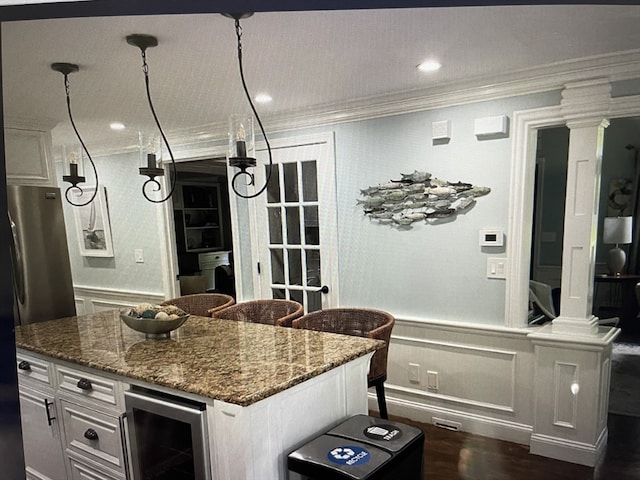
[252,133,338,313]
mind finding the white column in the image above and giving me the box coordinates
[554,79,611,335]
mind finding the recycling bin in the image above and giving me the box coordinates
[288,415,424,480]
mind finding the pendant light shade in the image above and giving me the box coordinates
[52,62,99,207]
[224,13,274,199]
[127,34,177,203]
[228,114,256,170]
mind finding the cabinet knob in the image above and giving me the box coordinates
[76,378,93,391]
[84,428,99,441]
[18,360,31,371]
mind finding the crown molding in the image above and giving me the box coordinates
[72,49,640,157]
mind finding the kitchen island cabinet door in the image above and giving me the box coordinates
[19,384,67,480]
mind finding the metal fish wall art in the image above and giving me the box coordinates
[359,170,490,227]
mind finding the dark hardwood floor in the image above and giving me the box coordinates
[384,413,640,480]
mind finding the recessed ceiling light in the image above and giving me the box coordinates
[417,60,442,73]
[255,93,273,104]
[110,122,126,131]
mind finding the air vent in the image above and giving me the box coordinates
[432,417,461,431]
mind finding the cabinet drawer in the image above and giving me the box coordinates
[56,365,121,409]
[67,452,126,480]
[61,399,127,474]
[198,250,231,268]
[16,352,52,387]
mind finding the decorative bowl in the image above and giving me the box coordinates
[120,307,189,338]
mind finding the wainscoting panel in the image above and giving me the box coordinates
[599,356,611,430]
[390,335,518,413]
[379,318,537,445]
[74,286,165,314]
[553,362,578,429]
[377,317,616,466]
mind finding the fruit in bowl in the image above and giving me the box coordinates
[120,303,190,338]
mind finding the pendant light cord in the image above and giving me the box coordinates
[139,49,177,203]
[63,74,99,207]
[231,18,274,199]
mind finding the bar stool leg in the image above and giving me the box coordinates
[375,380,388,419]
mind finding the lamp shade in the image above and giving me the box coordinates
[603,216,632,245]
[62,144,84,177]
[228,114,254,159]
[138,131,162,170]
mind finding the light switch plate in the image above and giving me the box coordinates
[134,249,144,263]
[487,257,508,279]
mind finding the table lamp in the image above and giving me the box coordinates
[603,216,633,276]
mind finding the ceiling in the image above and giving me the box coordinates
[3,5,640,154]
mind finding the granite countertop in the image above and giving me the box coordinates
[15,310,384,406]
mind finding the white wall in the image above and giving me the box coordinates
[57,150,167,310]
[299,92,561,325]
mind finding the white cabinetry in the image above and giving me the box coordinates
[5,120,56,187]
[17,351,128,480]
[16,347,373,480]
[16,352,67,480]
[56,365,127,480]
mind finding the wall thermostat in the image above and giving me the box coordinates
[479,229,504,246]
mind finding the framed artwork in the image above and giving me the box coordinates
[608,178,633,216]
[72,185,114,257]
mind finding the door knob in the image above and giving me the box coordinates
[316,285,329,294]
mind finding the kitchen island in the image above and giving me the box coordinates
[15,310,383,480]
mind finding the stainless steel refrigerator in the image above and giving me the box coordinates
[8,185,76,325]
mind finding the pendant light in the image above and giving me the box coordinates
[127,34,177,203]
[51,62,99,207]
[223,13,274,199]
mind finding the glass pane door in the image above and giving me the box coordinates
[266,160,323,312]
[254,135,337,313]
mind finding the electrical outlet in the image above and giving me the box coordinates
[427,370,439,390]
[409,363,420,384]
[135,249,144,263]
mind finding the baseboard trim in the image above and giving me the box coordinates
[372,392,608,467]
[369,393,532,446]
[529,427,608,467]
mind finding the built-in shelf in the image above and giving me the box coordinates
[174,183,223,252]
